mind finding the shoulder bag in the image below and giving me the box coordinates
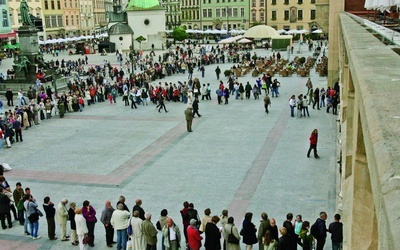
[228,226,239,245]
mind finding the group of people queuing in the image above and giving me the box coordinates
[0,173,343,250]
[289,79,340,118]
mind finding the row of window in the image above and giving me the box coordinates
[182,10,200,20]
[251,9,316,21]
[252,0,316,7]
[202,7,246,18]
[203,0,245,3]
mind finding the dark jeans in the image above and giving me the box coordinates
[158,103,168,112]
[0,212,12,228]
[18,209,25,225]
[87,221,95,245]
[105,224,114,245]
[307,144,318,158]
[46,217,56,239]
[10,204,18,220]
[131,100,137,109]
[146,243,157,250]
[316,238,326,250]
[15,129,22,142]
[332,242,342,250]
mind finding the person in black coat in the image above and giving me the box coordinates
[43,196,57,240]
[68,202,79,245]
[241,212,258,248]
[277,227,290,250]
[283,213,297,250]
[192,97,201,118]
[0,189,12,229]
[205,216,221,250]
[132,198,145,220]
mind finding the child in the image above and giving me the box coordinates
[108,93,113,104]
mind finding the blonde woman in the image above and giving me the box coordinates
[75,208,88,250]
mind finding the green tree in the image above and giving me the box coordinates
[135,36,146,49]
[171,27,188,42]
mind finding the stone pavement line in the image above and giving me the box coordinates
[5,120,191,186]
[228,106,290,220]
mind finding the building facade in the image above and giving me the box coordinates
[42,0,64,39]
[63,0,80,37]
[160,0,181,29]
[80,0,94,36]
[8,0,43,40]
[200,0,249,31]
[251,0,317,31]
[181,0,200,29]
[93,0,107,35]
[0,1,14,43]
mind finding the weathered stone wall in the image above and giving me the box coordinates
[338,13,400,250]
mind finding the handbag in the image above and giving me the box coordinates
[28,213,39,223]
[127,218,132,235]
[36,208,43,217]
[228,226,239,245]
[82,234,90,245]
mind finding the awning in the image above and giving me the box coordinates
[0,30,17,39]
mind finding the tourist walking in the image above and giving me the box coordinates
[307,129,319,159]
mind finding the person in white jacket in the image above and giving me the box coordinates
[111,203,131,250]
[75,208,89,250]
[56,198,69,241]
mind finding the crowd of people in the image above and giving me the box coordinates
[0,167,343,250]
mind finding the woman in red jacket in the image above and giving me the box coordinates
[307,129,320,158]
[187,219,203,250]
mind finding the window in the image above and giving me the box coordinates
[260,0,264,7]
[216,9,220,17]
[222,8,226,17]
[232,8,237,17]
[272,0,276,4]
[76,15,79,25]
[252,12,256,21]
[208,0,211,3]
[71,15,74,25]
[284,0,289,4]
[202,9,207,18]
[9,12,13,25]
[51,0,55,9]
[298,10,303,20]
[2,10,9,27]
[283,25,290,31]
[51,15,56,26]
[297,25,303,30]
[298,0,303,3]
[310,9,315,19]
[64,0,67,7]
[57,0,61,9]
[45,16,51,27]
[252,0,256,7]
[66,15,69,25]
[18,13,21,23]
[271,10,276,20]
[208,8,212,18]
[240,7,244,17]
[70,0,72,7]
[260,12,264,21]
[45,0,49,9]
[311,0,315,3]
[284,10,289,20]
[57,15,62,26]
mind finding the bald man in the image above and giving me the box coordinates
[162,218,182,250]
[101,200,115,247]
[132,199,145,220]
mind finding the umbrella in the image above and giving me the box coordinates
[312,29,323,34]
[38,40,45,45]
[186,29,195,33]
[364,0,397,11]
[277,29,287,34]
[193,30,203,34]
[237,38,252,43]
[287,29,299,34]
[230,29,238,34]
[203,29,213,34]
[2,44,16,49]
[244,25,279,38]
[298,29,309,34]
[218,38,233,44]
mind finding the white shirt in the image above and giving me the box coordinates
[169,227,177,241]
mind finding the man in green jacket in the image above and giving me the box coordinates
[142,212,158,250]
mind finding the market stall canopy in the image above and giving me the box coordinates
[244,25,279,38]
[277,29,287,34]
[364,0,400,12]
[312,29,324,34]
[237,38,252,43]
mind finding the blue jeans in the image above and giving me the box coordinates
[117,229,127,250]
[332,242,342,250]
[290,105,294,117]
[29,220,39,237]
[24,211,29,233]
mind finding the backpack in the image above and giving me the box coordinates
[310,220,320,239]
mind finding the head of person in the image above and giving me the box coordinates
[279,227,287,236]
[286,213,293,221]
[61,198,68,205]
[117,203,124,210]
[136,198,142,206]
[119,196,126,203]
[264,230,273,245]
[204,208,211,216]
[183,201,189,208]
[25,187,31,195]
[70,202,76,209]
[221,209,228,217]
[145,212,152,220]
[261,212,268,220]
[334,214,341,221]
[161,209,168,217]
[269,218,276,227]
[44,196,50,204]
[313,129,318,134]
[190,219,197,226]
[188,203,194,209]
[296,215,302,222]
[245,212,253,221]
[83,200,90,207]
[301,221,310,231]
[15,182,22,189]
[133,210,140,218]
[320,212,327,220]
[166,217,174,227]
[227,216,234,224]
[211,215,220,224]
[75,208,82,214]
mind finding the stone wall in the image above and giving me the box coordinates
[338,13,400,250]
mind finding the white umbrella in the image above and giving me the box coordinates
[298,29,309,34]
[287,29,299,34]
[38,40,44,45]
[277,29,287,34]
[365,0,396,11]
[186,29,195,33]
[78,35,86,40]
[230,29,238,34]
[211,29,222,34]
[244,25,279,38]
[312,29,323,34]
[219,29,228,34]
[165,30,173,33]
[99,33,108,37]
[203,29,213,34]
[237,38,252,43]
[230,35,243,42]
[86,35,94,39]
[193,30,203,34]
[218,38,232,44]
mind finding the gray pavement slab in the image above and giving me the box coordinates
[0,43,338,250]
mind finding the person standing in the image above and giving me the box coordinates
[24,194,41,239]
[200,65,205,78]
[216,88,223,104]
[82,200,97,247]
[142,212,158,250]
[215,66,221,80]
[314,212,328,250]
[43,196,57,240]
[258,213,270,250]
[101,200,115,248]
[302,96,310,117]
[283,213,297,250]
[184,107,193,132]
[328,214,343,250]
[132,198,145,220]
[313,87,320,110]
[205,215,221,250]
[289,95,296,117]
[75,208,89,250]
[241,212,258,250]
[13,182,25,226]
[131,210,146,250]
[245,82,252,99]
[264,94,271,114]
[56,198,69,241]
[299,221,313,250]
[5,88,13,106]
[192,97,201,118]
[223,217,240,250]
[187,219,203,250]
[238,83,245,100]
[111,203,130,250]
[307,129,320,159]
[162,218,181,250]
[68,202,79,246]
[0,189,12,230]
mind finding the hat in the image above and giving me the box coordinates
[190,219,197,225]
